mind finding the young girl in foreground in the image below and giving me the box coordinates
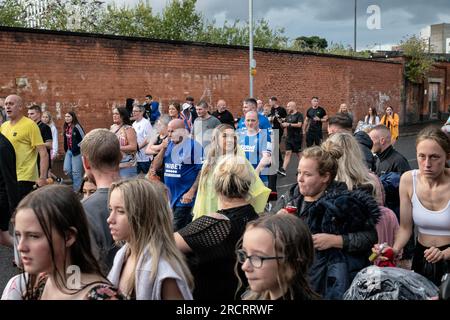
[238,214,319,300]
[107,178,193,299]
[10,185,122,300]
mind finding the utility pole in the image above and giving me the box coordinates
[354,0,357,52]
[249,0,254,97]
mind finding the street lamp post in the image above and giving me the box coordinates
[249,0,254,98]
[354,0,357,52]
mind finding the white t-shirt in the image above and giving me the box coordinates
[50,123,58,158]
[1,274,28,300]
[108,244,193,300]
[132,117,152,162]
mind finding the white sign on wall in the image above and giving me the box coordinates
[446,38,450,54]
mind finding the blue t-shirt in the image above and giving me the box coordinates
[164,138,203,208]
[237,114,271,130]
[238,129,272,183]
[146,101,160,123]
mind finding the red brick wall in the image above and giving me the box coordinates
[0,27,403,150]
[253,51,403,124]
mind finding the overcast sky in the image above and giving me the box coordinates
[112,0,450,50]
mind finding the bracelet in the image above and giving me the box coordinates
[289,123,292,127]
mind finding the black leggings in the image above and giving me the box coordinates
[412,242,450,286]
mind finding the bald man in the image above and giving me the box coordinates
[238,111,272,186]
[212,99,234,127]
[152,119,203,231]
[1,95,48,200]
[369,125,412,258]
[369,125,410,176]
[236,98,271,130]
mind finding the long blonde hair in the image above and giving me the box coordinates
[323,133,377,197]
[42,110,55,126]
[109,179,194,296]
[213,154,254,200]
[199,124,237,189]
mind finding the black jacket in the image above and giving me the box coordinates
[63,124,85,156]
[354,131,376,172]
[272,181,378,253]
[0,133,19,230]
[212,109,235,127]
[375,145,411,176]
[304,188,380,299]
[270,106,287,130]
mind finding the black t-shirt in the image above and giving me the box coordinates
[212,110,235,127]
[189,106,198,122]
[306,106,327,132]
[286,112,304,140]
[178,204,258,300]
[143,102,151,119]
[270,106,287,130]
[0,133,19,229]
[37,121,52,170]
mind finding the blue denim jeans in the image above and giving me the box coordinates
[63,150,84,191]
[119,166,138,179]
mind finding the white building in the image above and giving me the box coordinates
[430,23,450,54]
[418,24,450,54]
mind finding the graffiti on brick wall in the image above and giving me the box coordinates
[1,80,15,90]
[378,92,391,112]
[55,102,62,120]
[36,80,48,93]
[352,91,393,121]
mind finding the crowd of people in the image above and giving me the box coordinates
[0,92,449,300]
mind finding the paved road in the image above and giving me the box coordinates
[0,131,423,295]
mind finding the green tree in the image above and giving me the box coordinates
[325,43,371,58]
[155,0,204,41]
[253,19,288,49]
[39,0,105,32]
[198,19,288,49]
[198,20,247,46]
[99,0,158,37]
[0,0,26,27]
[399,35,434,83]
[293,36,328,51]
